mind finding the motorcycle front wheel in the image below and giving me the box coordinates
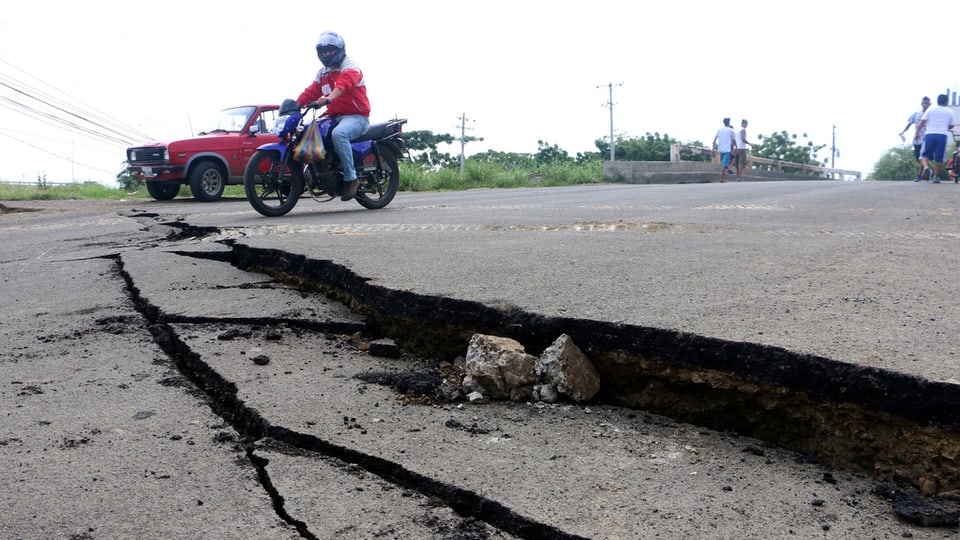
[355,149,400,210]
[243,150,304,217]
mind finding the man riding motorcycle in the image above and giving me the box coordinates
[295,31,371,201]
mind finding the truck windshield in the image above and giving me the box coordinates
[206,106,256,133]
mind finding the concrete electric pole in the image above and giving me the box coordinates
[831,124,839,169]
[597,82,622,161]
[456,113,475,174]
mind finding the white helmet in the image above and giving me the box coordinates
[315,31,346,68]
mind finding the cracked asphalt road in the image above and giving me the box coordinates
[2,182,959,539]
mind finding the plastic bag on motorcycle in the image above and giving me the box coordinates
[293,121,326,163]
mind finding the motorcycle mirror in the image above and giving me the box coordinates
[279,98,300,116]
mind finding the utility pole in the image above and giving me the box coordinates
[597,82,622,161]
[831,124,839,169]
[456,113,475,173]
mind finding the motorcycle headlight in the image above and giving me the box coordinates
[274,113,303,138]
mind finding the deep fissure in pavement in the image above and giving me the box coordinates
[247,449,318,540]
[113,254,588,540]
[218,242,960,498]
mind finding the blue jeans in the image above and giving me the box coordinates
[331,115,369,182]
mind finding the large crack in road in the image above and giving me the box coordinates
[219,239,960,495]
[112,244,584,539]
[6,201,959,538]
[112,213,960,535]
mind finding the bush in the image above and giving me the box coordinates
[395,155,603,191]
[398,161,433,192]
[116,163,143,192]
[537,161,603,186]
[870,146,927,181]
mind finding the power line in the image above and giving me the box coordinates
[0,59,156,182]
[0,57,154,138]
[0,131,119,177]
[0,125,121,153]
[0,80,142,145]
[0,58,154,145]
[0,93,133,146]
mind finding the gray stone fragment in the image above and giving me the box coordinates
[462,334,537,401]
[532,383,559,403]
[535,334,600,403]
[369,338,401,358]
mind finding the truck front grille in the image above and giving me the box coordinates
[129,147,166,163]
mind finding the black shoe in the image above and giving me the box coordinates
[341,179,359,201]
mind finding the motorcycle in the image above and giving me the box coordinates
[243,98,407,217]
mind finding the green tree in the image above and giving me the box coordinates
[870,146,920,181]
[753,131,826,173]
[466,150,535,169]
[535,140,573,165]
[593,133,710,162]
[403,130,457,169]
[594,132,676,161]
[574,150,602,165]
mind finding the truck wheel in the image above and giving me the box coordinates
[146,181,180,201]
[189,162,226,202]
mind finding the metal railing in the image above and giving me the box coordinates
[669,143,861,181]
[0,180,76,186]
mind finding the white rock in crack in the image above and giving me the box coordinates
[462,334,537,401]
[467,391,488,404]
[535,334,600,403]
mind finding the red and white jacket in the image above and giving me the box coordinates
[296,56,370,118]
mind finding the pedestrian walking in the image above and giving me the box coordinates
[900,96,931,181]
[712,118,737,183]
[733,119,757,181]
[916,94,956,183]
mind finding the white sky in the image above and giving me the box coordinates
[0,1,953,184]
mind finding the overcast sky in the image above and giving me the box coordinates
[0,1,953,185]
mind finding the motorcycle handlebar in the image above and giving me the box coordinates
[304,100,331,111]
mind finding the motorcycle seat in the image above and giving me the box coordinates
[354,119,407,143]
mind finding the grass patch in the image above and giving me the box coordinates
[398,160,603,192]
[2,160,606,201]
[0,182,249,201]
[0,181,148,201]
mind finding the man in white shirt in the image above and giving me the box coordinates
[916,94,956,183]
[712,118,738,183]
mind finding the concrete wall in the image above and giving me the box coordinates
[603,161,830,184]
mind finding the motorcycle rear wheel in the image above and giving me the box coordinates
[355,150,399,210]
[244,150,304,217]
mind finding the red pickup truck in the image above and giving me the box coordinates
[126,105,280,201]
